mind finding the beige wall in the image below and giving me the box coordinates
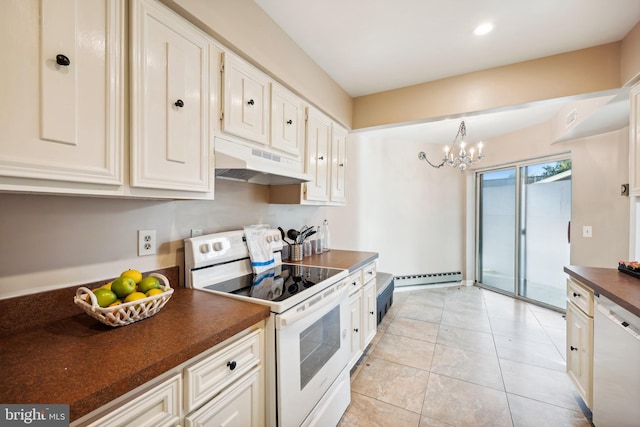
[164,0,353,128]
[0,181,340,298]
[353,43,622,130]
[622,21,640,86]
[468,124,630,270]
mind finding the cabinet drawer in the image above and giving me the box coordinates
[84,374,182,427]
[184,367,262,427]
[347,270,363,295]
[184,328,262,414]
[567,278,594,316]
[363,262,377,284]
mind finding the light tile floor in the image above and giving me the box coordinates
[338,285,592,427]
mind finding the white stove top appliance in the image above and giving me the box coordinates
[185,229,352,427]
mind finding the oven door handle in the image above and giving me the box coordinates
[276,281,348,329]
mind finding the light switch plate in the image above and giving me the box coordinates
[583,226,592,238]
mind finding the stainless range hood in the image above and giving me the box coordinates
[214,137,311,185]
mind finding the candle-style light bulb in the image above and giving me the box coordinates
[478,141,484,156]
[469,147,475,160]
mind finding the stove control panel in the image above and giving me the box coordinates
[185,228,283,271]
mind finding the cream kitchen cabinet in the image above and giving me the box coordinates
[72,324,264,427]
[330,124,348,204]
[130,0,214,195]
[347,261,378,370]
[305,107,333,202]
[271,83,306,159]
[221,52,271,146]
[0,0,125,196]
[566,277,594,408]
[82,374,182,427]
[269,108,349,205]
[348,274,363,369]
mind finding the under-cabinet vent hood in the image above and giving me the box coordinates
[214,137,311,185]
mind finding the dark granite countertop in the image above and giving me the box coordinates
[0,267,270,421]
[564,265,640,317]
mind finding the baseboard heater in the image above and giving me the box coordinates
[394,271,462,287]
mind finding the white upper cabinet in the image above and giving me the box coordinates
[221,52,270,145]
[271,83,305,159]
[0,0,124,192]
[130,0,212,194]
[330,124,348,204]
[305,107,332,202]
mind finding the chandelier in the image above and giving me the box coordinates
[418,121,484,171]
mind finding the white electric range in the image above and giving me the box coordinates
[184,229,352,427]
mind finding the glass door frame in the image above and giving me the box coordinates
[474,153,571,311]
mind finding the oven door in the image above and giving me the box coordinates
[275,280,350,427]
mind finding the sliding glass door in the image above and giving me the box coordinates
[478,168,517,294]
[477,158,571,309]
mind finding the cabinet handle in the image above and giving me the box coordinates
[227,360,237,370]
[353,328,359,333]
[247,99,255,106]
[570,346,578,351]
[286,119,293,125]
[339,163,345,167]
[174,99,184,108]
[56,54,71,67]
[573,292,580,298]
[318,156,324,160]
[370,311,374,315]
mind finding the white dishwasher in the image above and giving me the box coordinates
[593,294,640,427]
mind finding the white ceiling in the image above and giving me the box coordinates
[254,0,640,144]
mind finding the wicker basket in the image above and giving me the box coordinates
[74,273,174,327]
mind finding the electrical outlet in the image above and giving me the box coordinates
[191,228,203,237]
[138,229,156,256]
[583,226,593,238]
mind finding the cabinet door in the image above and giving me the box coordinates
[305,108,331,202]
[130,0,211,192]
[184,367,262,427]
[566,302,593,408]
[0,0,124,188]
[348,292,362,369]
[362,281,377,348]
[330,125,347,204]
[271,83,305,158]
[222,53,270,145]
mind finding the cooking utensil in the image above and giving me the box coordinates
[298,225,310,243]
[302,229,317,241]
[287,229,299,242]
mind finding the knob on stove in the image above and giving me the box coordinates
[213,241,223,251]
[199,243,211,254]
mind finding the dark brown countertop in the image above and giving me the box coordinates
[0,267,270,421]
[564,265,640,317]
[290,249,379,273]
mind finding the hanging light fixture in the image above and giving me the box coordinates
[418,120,484,171]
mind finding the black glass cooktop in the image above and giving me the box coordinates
[204,264,345,302]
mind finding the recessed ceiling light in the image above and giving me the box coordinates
[474,22,494,36]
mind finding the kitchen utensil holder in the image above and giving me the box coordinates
[290,243,303,261]
[303,241,312,257]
